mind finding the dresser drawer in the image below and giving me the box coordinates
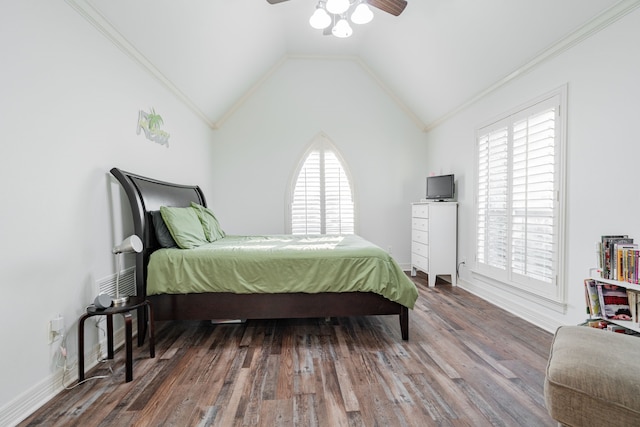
[412,229,428,244]
[412,204,429,219]
[412,218,428,232]
[412,241,429,258]
[412,253,429,272]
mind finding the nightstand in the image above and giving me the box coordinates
[78,296,155,383]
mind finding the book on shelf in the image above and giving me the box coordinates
[627,289,639,323]
[600,235,629,279]
[624,248,637,283]
[596,283,631,321]
[611,238,634,280]
[615,246,640,284]
[606,324,627,333]
[615,242,637,282]
[597,235,640,283]
[584,279,602,318]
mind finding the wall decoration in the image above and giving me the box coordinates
[137,108,170,146]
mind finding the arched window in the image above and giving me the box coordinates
[289,134,355,235]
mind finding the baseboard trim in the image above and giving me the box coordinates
[457,278,561,334]
[0,328,129,427]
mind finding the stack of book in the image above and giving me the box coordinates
[598,235,638,283]
[585,278,640,324]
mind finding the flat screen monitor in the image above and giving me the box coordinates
[426,174,454,201]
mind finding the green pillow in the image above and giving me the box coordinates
[159,206,208,249]
[191,202,226,242]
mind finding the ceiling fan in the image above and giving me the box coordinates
[266,0,408,17]
[267,0,407,37]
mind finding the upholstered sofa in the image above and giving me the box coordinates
[544,325,640,426]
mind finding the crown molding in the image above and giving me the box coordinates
[64,1,427,131]
[423,0,640,132]
[67,0,638,133]
[65,0,217,129]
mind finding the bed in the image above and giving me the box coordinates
[110,167,418,341]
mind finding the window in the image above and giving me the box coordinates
[475,89,565,301]
[289,135,355,235]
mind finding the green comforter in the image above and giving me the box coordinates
[147,234,418,309]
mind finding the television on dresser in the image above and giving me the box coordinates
[426,174,455,201]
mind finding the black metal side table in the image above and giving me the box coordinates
[78,296,155,383]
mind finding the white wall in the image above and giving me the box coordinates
[209,57,427,260]
[0,2,215,423]
[0,7,427,423]
[10,0,629,422]
[425,8,640,331]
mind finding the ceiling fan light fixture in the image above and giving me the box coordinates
[326,0,350,15]
[351,2,374,25]
[309,5,331,29]
[332,16,353,38]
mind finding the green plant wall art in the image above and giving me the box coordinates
[137,108,170,146]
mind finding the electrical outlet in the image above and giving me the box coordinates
[387,246,392,255]
[49,328,58,344]
[49,315,64,343]
[51,315,64,332]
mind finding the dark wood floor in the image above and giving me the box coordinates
[20,275,556,426]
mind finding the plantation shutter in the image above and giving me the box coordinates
[511,107,556,283]
[476,93,561,291]
[477,127,509,271]
[324,151,354,234]
[291,150,322,234]
[291,141,354,235]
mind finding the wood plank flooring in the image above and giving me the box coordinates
[20,275,556,426]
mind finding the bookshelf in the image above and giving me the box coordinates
[586,235,640,334]
[587,275,640,334]
[608,319,640,334]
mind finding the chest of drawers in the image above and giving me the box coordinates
[411,202,457,287]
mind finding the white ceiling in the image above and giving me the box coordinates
[73,0,629,129]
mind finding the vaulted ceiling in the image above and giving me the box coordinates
[69,0,629,130]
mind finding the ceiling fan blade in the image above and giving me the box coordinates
[367,0,407,16]
[266,0,290,4]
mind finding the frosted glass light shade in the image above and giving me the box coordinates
[332,17,353,38]
[326,0,350,15]
[309,7,331,29]
[351,3,373,25]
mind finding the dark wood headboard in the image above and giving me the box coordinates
[110,167,206,298]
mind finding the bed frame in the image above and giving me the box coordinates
[110,168,409,340]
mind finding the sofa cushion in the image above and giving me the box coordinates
[544,325,640,426]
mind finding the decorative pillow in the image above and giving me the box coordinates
[191,202,226,242]
[149,210,177,248]
[159,206,208,249]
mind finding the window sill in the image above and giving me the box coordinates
[469,269,567,314]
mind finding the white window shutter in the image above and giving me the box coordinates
[477,127,509,271]
[291,150,322,234]
[291,139,354,235]
[476,90,563,295]
[324,151,354,234]
[511,108,556,284]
